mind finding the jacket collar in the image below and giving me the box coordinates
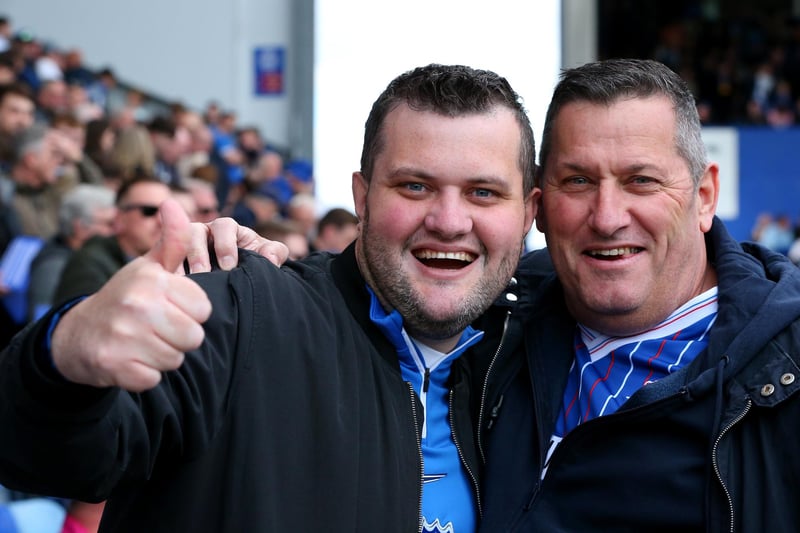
[329,243,400,369]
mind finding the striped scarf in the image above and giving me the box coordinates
[554,287,718,439]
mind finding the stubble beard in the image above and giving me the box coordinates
[359,213,520,342]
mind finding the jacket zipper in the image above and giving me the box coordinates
[477,310,512,464]
[711,398,751,533]
[407,381,424,533]
[450,389,482,518]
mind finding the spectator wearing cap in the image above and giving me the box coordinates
[53,174,170,303]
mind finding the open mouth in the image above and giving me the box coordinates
[585,247,643,261]
[414,249,477,269]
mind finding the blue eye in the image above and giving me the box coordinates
[405,183,426,192]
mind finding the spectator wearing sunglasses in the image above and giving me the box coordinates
[53,173,170,304]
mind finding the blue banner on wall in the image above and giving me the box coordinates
[254,46,285,96]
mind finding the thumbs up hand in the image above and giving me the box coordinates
[51,199,213,392]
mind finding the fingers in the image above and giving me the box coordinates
[253,239,289,267]
[184,216,290,275]
[50,252,212,392]
[208,217,288,268]
[207,218,240,271]
[145,199,192,274]
[185,222,213,273]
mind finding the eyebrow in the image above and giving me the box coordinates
[558,161,660,175]
[388,166,513,190]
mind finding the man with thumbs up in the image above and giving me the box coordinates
[0,64,536,533]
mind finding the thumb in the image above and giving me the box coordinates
[145,198,191,272]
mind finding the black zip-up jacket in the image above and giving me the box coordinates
[475,218,800,532]
[0,245,480,532]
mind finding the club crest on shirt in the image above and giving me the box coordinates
[422,517,455,533]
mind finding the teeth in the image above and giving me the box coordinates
[589,247,640,257]
[415,250,476,262]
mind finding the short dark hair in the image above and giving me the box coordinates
[360,64,536,196]
[0,82,33,106]
[147,115,176,138]
[115,170,163,205]
[317,208,358,235]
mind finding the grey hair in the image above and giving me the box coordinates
[58,184,115,237]
[539,58,707,188]
[11,123,48,167]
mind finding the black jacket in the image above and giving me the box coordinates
[475,218,800,532]
[0,245,479,532]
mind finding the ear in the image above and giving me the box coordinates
[697,163,719,233]
[352,172,368,220]
[524,187,540,234]
[534,191,546,234]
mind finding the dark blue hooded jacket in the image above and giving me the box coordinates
[475,218,800,532]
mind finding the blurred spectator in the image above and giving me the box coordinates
[285,158,314,197]
[83,118,115,170]
[209,109,244,208]
[237,125,267,167]
[1,124,68,241]
[54,174,170,303]
[203,100,221,127]
[50,113,105,184]
[33,43,64,84]
[147,115,190,186]
[229,187,279,229]
[13,28,42,92]
[0,52,16,84]
[170,184,198,221]
[752,212,794,255]
[0,16,11,53]
[184,177,219,223]
[310,207,359,253]
[175,110,212,180]
[254,218,309,261]
[285,192,318,240]
[85,67,117,113]
[27,183,115,320]
[66,82,103,123]
[249,150,293,210]
[62,48,95,88]
[0,124,68,344]
[119,88,151,124]
[764,79,796,127]
[107,123,155,181]
[34,78,68,124]
[0,82,35,165]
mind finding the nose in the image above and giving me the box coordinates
[424,192,473,239]
[587,182,630,237]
